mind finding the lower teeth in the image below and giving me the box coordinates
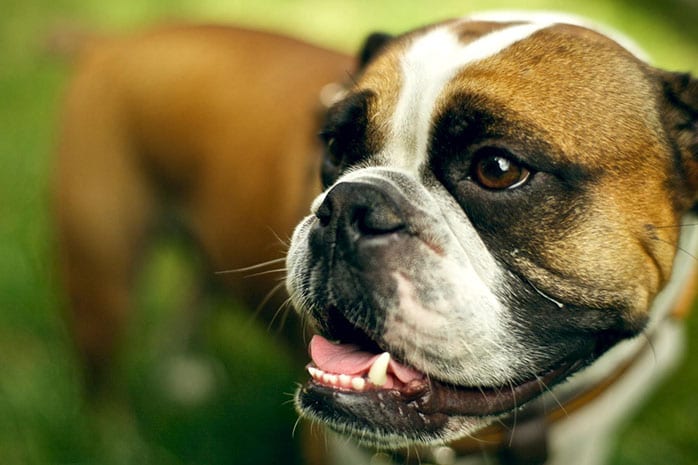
[308,366,368,392]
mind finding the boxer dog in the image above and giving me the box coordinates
[53,24,354,388]
[286,12,698,465]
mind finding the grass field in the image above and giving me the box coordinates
[1,1,696,464]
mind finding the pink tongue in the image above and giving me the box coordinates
[309,334,424,383]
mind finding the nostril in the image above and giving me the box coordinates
[352,204,406,236]
[316,197,333,227]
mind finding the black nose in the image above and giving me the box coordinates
[313,181,407,249]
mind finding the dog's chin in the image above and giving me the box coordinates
[295,335,590,449]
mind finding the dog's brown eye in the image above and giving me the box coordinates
[472,147,530,190]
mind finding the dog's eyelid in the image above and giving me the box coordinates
[318,129,333,141]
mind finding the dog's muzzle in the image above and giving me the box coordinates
[285,172,596,448]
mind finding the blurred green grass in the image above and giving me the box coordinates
[0,1,696,464]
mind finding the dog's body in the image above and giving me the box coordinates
[54,24,353,386]
[285,12,698,465]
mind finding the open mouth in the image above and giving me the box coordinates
[297,334,587,446]
[305,334,584,416]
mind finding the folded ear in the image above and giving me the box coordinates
[357,32,393,70]
[658,70,698,210]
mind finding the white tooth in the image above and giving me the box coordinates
[368,352,391,386]
[328,374,338,385]
[351,377,366,391]
[339,374,351,387]
[308,367,319,378]
[322,373,332,384]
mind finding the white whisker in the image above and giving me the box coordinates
[291,415,303,439]
[243,267,288,279]
[534,374,567,416]
[214,257,286,274]
[506,379,518,447]
[268,226,292,249]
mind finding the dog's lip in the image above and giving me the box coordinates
[415,357,585,416]
[302,335,587,418]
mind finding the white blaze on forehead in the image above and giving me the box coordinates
[385,20,553,173]
[469,10,649,61]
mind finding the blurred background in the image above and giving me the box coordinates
[1,1,696,464]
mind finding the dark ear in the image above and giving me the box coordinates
[658,70,698,210]
[357,32,393,70]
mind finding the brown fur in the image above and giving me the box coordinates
[53,24,353,387]
[449,25,682,319]
[361,21,685,321]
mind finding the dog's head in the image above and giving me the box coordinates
[286,13,698,448]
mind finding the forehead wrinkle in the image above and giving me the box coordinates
[384,20,554,175]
